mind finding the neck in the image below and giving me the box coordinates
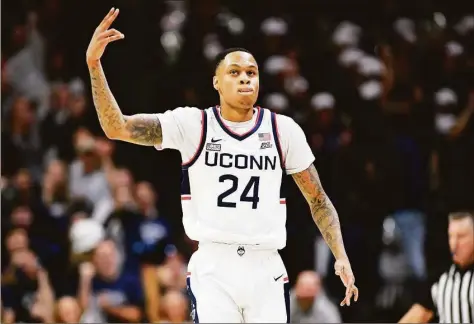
[102,271,120,282]
[219,102,254,122]
[142,205,157,217]
[297,298,315,312]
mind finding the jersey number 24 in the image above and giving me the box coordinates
[217,174,260,209]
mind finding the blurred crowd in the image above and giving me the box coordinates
[2,0,474,323]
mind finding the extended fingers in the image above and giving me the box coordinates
[340,285,359,306]
[98,8,119,31]
[98,33,125,45]
[354,285,359,301]
[341,287,353,306]
[98,29,123,39]
[97,28,125,44]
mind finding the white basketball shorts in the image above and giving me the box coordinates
[186,242,290,323]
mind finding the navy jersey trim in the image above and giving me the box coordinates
[212,106,264,141]
[186,276,199,323]
[284,281,290,323]
[180,169,191,196]
[270,112,285,170]
[280,172,287,200]
[182,110,207,169]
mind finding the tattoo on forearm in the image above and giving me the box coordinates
[89,62,126,135]
[88,63,162,146]
[124,114,162,145]
[292,165,347,259]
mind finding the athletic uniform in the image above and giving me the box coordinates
[155,106,315,323]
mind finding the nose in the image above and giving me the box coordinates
[239,77,250,85]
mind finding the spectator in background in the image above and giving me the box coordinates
[78,240,144,323]
[40,159,70,229]
[1,167,67,280]
[3,11,50,120]
[2,168,40,216]
[290,270,341,323]
[55,296,82,323]
[156,251,188,294]
[105,180,172,322]
[41,83,74,162]
[54,217,105,323]
[2,229,29,272]
[41,80,94,164]
[5,204,64,278]
[161,289,190,323]
[1,97,43,181]
[68,129,112,209]
[1,249,55,324]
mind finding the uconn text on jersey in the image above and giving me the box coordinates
[204,151,278,171]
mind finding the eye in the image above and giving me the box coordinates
[247,71,256,76]
[230,69,239,75]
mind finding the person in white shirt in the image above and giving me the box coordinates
[84,7,359,323]
[290,271,342,323]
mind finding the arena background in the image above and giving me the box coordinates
[1,0,473,322]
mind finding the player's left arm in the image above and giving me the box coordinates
[292,165,358,306]
[291,165,346,260]
[277,114,358,306]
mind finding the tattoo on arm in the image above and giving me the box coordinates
[292,165,348,260]
[88,62,162,146]
[124,114,162,146]
[89,62,126,136]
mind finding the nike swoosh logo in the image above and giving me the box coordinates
[273,274,284,281]
[211,138,222,143]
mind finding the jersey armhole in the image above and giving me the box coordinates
[270,112,285,170]
[181,110,207,169]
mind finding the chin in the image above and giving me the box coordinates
[453,255,465,265]
[236,98,257,109]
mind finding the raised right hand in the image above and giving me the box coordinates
[79,262,96,280]
[86,8,124,65]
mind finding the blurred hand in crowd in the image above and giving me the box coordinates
[162,289,189,323]
[157,252,187,291]
[79,261,96,281]
[11,249,42,276]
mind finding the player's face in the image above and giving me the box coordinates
[448,218,474,266]
[214,51,259,109]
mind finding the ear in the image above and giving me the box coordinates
[213,75,219,91]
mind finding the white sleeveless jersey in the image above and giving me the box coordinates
[155,105,315,250]
[181,107,287,249]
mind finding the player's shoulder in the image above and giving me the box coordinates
[161,106,207,127]
[170,106,204,118]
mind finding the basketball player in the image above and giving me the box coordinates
[86,8,358,323]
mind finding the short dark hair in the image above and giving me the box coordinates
[214,47,253,72]
[449,211,474,223]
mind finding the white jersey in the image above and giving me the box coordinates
[156,106,315,249]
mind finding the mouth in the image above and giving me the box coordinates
[238,88,254,94]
